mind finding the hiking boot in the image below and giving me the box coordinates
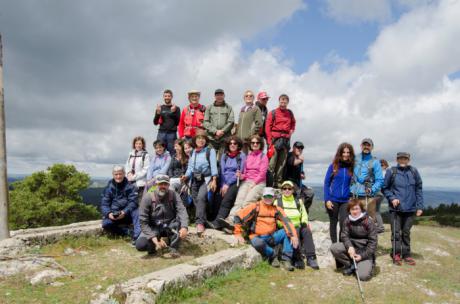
[217,218,234,234]
[342,265,355,276]
[196,224,205,235]
[169,248,181,258]
[306,256,320,270]
[207,220,221,230]
[393,254,403,266]
[293,259,305,270]
[281,260,294,272]
[269,256,280,268]
[404,257,416,266]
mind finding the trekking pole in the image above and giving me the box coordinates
[392,214,396,264]
[236,170,240,187]
[352,256,366,303]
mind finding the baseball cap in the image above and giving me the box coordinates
[397,152,410,159]
[361,138,374,146]
[262,187,276,197]
[257,91,270,100]
[214,88,225,94]
[156,174,170,184]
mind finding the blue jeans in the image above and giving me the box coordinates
[102,208,141,239]
[251,229,293,261]
[157,131,177,156]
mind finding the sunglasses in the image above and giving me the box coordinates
[245,95,254,97]
[263,195,274,199]
[282,187,293,191]
[229,142,238,146]
[251,141,261,145]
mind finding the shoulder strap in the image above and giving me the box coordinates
[277,197,284,209]
[390,167,398,185]
[236,153,242,168]
[294,197,301,211]
[206,147,211,165]
[250,202,261,233]
[287,109,294,121]
[200,104,206,112]
[271,109,276,125]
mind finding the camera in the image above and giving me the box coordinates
[193,172,204,182]
[112,211,121,219]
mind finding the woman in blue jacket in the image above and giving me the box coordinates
[208,136,246,230]
[181,133,218,235]
[324,143,355,244]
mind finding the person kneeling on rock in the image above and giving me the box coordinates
[233,187,299,271]
[136,175,189,257]
[330,199,377,281]
[274,180,319,270]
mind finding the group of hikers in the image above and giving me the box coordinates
[100,89,424,281]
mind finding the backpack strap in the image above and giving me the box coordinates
[277,197,284,209]
[249,202,260,234]
[390,167,398,186]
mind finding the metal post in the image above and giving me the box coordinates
[0,33,10,240]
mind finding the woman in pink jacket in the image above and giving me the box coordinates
[228,134,268,219]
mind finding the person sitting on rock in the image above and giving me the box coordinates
[233,187,299,271]
[274,180,319,270]
[136,175,189,257]
[101,165,141,243]
[330,199,377,281]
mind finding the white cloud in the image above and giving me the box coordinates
[324,0,393,23]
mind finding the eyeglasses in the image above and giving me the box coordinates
[251,141,261,145]
[229,142,238,146]
[245,95,254,97]
[282,187,293,191]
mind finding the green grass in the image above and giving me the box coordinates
[158,225,460,304]
[0,235,229,304]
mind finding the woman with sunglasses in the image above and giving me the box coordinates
[228,134,268,220]
[275,180,319,270]
[208,136,246,230]
[235,90,263,153]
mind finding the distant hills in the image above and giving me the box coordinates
[8,177,459,208]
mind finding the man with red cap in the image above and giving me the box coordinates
[256,91,270,140]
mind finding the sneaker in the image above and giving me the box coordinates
[306,256,320,270]
[293,259,305,270]
[342,265,355,276]
[281,260,294,272]
[393,254,403,266]
[404,257,416,266]
[197,224,205,235]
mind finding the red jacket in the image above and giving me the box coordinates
[265,108,296,145]
[178,103,206,138]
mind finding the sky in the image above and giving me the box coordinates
[0,0,459,188]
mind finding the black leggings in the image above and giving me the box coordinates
[327,201,349,243]
[214,184,239,221]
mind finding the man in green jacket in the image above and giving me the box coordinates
[203,89,235,157]
[236,90,263,153]
[274,180,319,270]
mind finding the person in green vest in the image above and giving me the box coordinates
[274,180,319,270]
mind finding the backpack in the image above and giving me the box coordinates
[389,166,419,186]
[129,151,147,174]
[352,156,378,187]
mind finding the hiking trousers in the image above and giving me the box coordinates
[297,225,316,257]
[390,211,415,258]
[269,146,288,188]
[102,208,141,240]
[330,242,373,281]
[157,131,177,157]
[251,229,293,261]
[326,201,349,243]
[191,179,208,225]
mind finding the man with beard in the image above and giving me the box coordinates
[136,175,189,257]
[154,89,181,156]
[350,138,384,222]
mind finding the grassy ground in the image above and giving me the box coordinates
[158,225,460,304]
[0,235,229,304]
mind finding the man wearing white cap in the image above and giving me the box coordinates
[233,187,299,271]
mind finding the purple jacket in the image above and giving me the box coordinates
[220,152,246,186]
